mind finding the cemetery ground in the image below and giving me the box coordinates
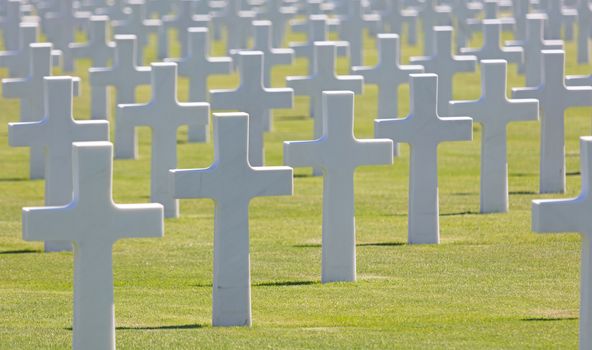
[0,28,589,349]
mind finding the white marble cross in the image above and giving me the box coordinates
[532,136,592,350]
[260,0,296,47]
[22,141,163,349]
[0,22,38,78]
[1,0,24,51]
[375,74,473,244]
[506,14,564,87]
[89,35,151,159]
[289,14,349,75]
[379,0,418,45]
[113,0,161,64]
[449,60,539,213]
[118,63,210,218]
[577,0,592,63]
[284,91,393,283]
[220,0,256,52]
[543,0,576,40]
[69,15,114,69]
[158,0,209,59]
[337,0,379,67]
[450,0,482,51]
[9,77,109,252]
[171,113,293,327]
[460,20,524,66]
[411,26,477,116]
[513,50,592,194]
[512,0,530,41]
[352,33,423,155]
[418,0,451,56]
[70,15,114,122]
[287,41,364,139]
[249,20,294,88]
[44,0,89,72]
[166,27,232,143]
[2,43,72,180]
[210,51,293,166]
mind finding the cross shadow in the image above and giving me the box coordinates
[510,173,535,177]
[357,242,406,247]
[452,192,477,196]
[277,115,308,121]
[66,324,205,331]
[294,174,312,178]
[293,243,321,248]
[441,211,480,216]
[0,249,40,255]
[567,171,581,176]
[509,191,537,195]
[521,317,578,322]
[0,177,30,182]
[254,280,318,287]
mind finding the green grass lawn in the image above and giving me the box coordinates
[0,24,591,349]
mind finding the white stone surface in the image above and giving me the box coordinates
[513,50,592,194]
[450,0,482,51]
[337,0,379,67]
[158,0,209,59]
[0,22,38,78]
[284,91,393,283]
[417,0,451,56]
[532,136,592,350]
[210,51,293,166]
[506,14,563,87]
[449,60,539,213]
[9,77,109,252]
[260,0,296,47]
[352,34,423,155]
[461,20,523,66]
[379,0,418,45]
[118,62,209,218]
[218,0,255,52]
[70,15,114,121]
[411,26,477,116]
[167,27,232,143]
[543,0,576,40]
[250,20,294,88]
[22,141,163,350]
[171,113,293,327]
[375,74,473,244]
[2,43,70,180]
[89,35,151,158]
[289,14,350,75]
[577,0,592,63]
[112,0,161,64]
[44,0,89,72]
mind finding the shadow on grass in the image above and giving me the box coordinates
[294,242,405,248]
[509,191,537,195]
[254,280,318,287]
[0,177,30,182]
[294,173,313,178]
[521,317,578,322]
[67,324,205,331]
[510,173,536,177]
[567,171,581,176]
[452,192,477,196]
[441,211,480,217]
[277,115,308,121]
[0,249,40,255]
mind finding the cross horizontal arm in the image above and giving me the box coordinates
[532,197,586,233]
[170,168,217,199]
[335,76,364,94]
[209,90,241,110]
[286,76,313,94]
[249,166,294,197]
[353,139,394,166]
[2,78,27,98]
[23,205,77,241]
[512,86,540,100]
[284,141,322,168]
[112,203,164,239]
[8,121,44,147]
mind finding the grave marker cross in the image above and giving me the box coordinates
[532,136,592,350]
[210,51,293,166]
[375,74,473,244]
[118,63,210,218]
[9,77,109,252]
[89,35,151,159]
[513,50,592,194]
[450,60,539,213]
[460,20,523,66]
[411,26,477,116]
[22,141,163,350]
[171,113,293,327]
[167,27,233,143]
[284,92,393,283]
[353,33,423,156]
